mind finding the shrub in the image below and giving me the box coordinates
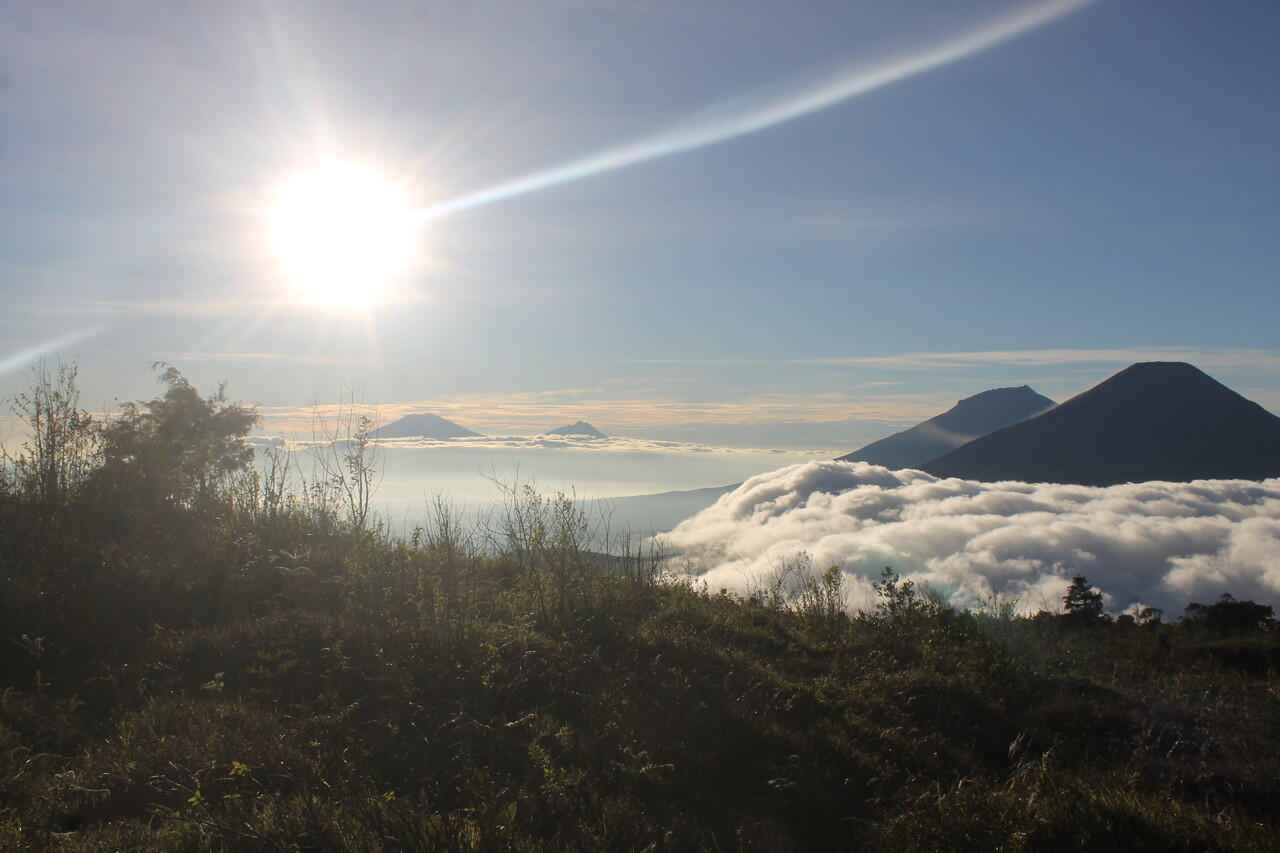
[1185,594,1275,634]
[96,364,258,511]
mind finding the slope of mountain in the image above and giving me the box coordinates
[589,484,736,536]
[370,413,482,439]
[923,362,1280,485]
[548,421,606,438]
[837,386,1055,469]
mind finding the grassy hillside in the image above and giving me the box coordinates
[1,366,1278,851]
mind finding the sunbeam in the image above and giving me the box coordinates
[0,327,103,378]
[419,0,1097,219]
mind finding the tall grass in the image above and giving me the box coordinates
[1,366,1277,850]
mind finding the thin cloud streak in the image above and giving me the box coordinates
[624,347,1280,371]
[22,292,437,319]
[256,390,954,437]
[420,0,1096,218]
[25,299,262,318]
[247,433,806,458]
[159,352,388,366]
[809,347,1280,370]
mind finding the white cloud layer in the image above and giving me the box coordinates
[663,461,1280,615]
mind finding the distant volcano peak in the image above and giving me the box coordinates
[370,413,481,440]
[547,421,606,438]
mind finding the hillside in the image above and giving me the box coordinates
[3,367,1279,851]
[838,385,1054,469]
[924,362,1280,485]
[590,483,736,534]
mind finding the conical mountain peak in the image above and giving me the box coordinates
[370,413,482,439]
[548,421,607,438]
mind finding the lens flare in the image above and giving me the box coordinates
[420,0,1096,219]
[0,327,102,378]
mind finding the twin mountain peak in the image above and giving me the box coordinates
[369,414,606,440]
[369,362,1280,486]
[919,362,1280,485]
[846,362,1280,485]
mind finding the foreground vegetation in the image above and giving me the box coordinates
[1,365,1278,851]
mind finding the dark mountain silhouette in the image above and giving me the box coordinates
[923,362,1280,485]
[371,413,481,439]
[548,421,606,438]
[838,386,1055,469]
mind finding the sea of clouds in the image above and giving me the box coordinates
[663,461,1280,616]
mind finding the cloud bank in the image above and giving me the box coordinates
[246,433,799,457]
[663,461,1280,615]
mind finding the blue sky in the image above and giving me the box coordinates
[2,0,1278,454]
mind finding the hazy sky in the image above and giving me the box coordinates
[3,0,1278,449]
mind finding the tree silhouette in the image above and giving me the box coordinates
[97,364,258,509]
[1184,593,1275,634]
[1063,575,1104,625]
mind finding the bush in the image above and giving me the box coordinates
[1185,594,1275,634]
[2,364,1279,850]
[96,364,258,511]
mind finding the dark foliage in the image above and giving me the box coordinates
[1185,594,1275,635]
[1062,575,1105,626]
[2,367,1278,851]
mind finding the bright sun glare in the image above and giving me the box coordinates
[269,161,417,305]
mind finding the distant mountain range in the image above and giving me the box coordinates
[368,415,612,441]
[371,362,1280,505]
[923,362,1280,485]
[610,364,1280,532]
[370,413,481,439]
[607,385,1060,532]
[548,421,606,438]
[838,385,1054,469]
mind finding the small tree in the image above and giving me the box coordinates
[98,364,258,509]
[1184,594,1274,634]
[1062,575,1105,625]
[306,391,382,534]
[7,359,98,506]
[796,563,847,634]
[874,566,928,621]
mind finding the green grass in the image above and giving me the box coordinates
[1,367,1278,850]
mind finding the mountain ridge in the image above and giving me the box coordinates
[838,385,1055,469]
[923,361,1280,485]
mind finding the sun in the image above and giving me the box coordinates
[268,161,417,305]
